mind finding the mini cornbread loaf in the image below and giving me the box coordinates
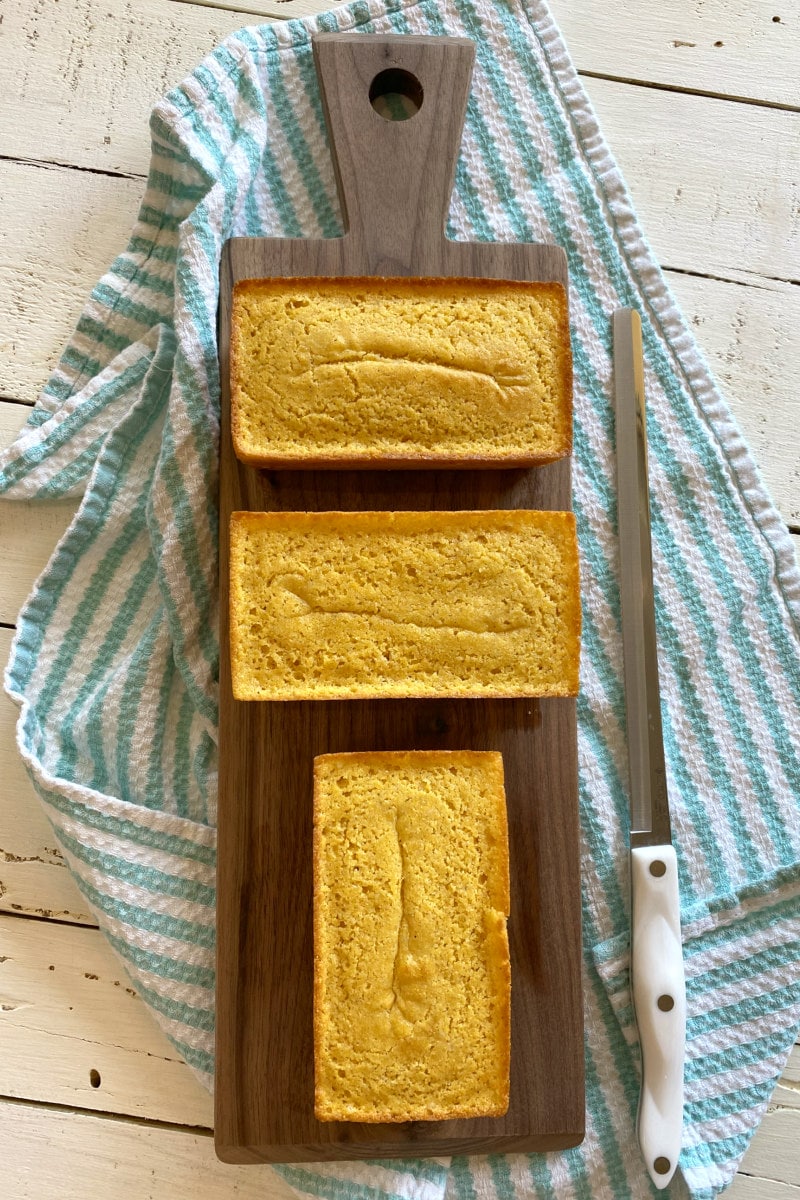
[229,509,580,701]
[230,276,572,467]
[313,750,511,1123]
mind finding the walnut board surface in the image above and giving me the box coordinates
[215,33,583,1164]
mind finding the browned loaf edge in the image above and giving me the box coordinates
[312,750,511,1123]
[228,508,581,702]
[229,276,573,470]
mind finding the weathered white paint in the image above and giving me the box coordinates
[728,1175,800,1200]
[551,0,799,110]
[0,406,78,625]
[173,0,800,110]
[587,78,800,286]
[667,271,800,525]
[3,21,796,288]
[0,914,214,1126]
[0,3,798,283]
[0,1099,303,1199]
[0,0,258,177]
[0,627,93,925]
[0,0,798,1192]
[731,1103,800,1189]
[1,159,798,518]
[0,161,144,404]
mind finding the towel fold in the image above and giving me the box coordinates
[2,0,798,1196]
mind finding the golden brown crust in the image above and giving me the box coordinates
[315,1099,510,1124]
[229,277,572,469]
[228,289,247,464]
[230,449,567,470]
[314,748,505,770]
[312,749,511,1123]
[232,508,576,529]
[312,757,325,1123]
[229,509,580,702]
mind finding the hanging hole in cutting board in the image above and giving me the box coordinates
[369,68,423,121]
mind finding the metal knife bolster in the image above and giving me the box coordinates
[613,308,686,1191]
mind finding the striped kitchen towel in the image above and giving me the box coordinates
[2,0,799,1196]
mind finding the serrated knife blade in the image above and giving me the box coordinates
[613,308,686,1190]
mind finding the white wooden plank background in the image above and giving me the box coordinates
[0,0,797,1196]
[2,1099,305,1200]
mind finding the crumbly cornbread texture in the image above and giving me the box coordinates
[229,509,580,701]
[230,277,572,467]
[313,750,511,1123]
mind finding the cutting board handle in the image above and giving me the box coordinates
[313,34,475,274]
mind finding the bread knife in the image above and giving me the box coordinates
[613,308,686,1189]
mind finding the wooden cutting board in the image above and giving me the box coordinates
[215,33,584,1163]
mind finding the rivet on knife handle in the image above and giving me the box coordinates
[613,308,686,1189]
[631,845,686,1187]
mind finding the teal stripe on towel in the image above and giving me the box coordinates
[53,822,215,908]
[2,9,798,1200]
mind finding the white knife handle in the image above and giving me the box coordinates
[631,845,686,1189]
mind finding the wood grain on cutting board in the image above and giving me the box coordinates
[215,35,583,1163]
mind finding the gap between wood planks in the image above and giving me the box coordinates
[0,1094,796,1198]
[3,150,798,295]
[0,152,141,185]
[0,1054,796,1148]
[665,264,800,292]
[0,906,98,931]
[168,0,297,15]
[162,0,800,116]
[0,396,34,410]
[732,1177,800,1200]
[576,70,800,116]
[0,1092,214,1136]
[5,148,800,291]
